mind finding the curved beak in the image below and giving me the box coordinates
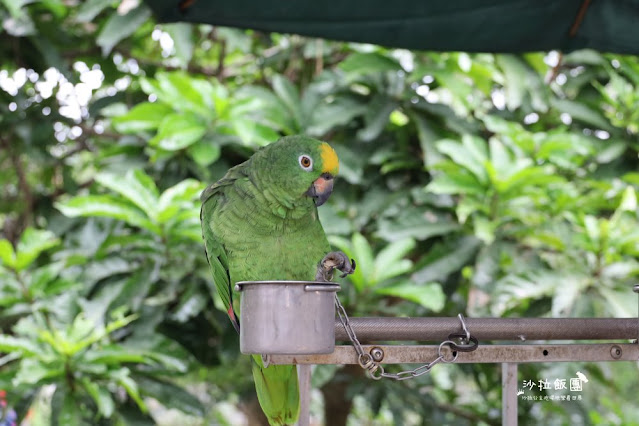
[306,173,334,206]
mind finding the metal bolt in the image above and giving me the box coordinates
[610,345,622,359]
[262,354,271,367]
[370,347,384,362]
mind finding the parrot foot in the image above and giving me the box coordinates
[315,251,356,282]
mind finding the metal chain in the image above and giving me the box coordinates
[335,294,469,381]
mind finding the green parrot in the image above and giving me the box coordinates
[200,135,354,425]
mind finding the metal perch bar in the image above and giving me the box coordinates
[333,317,639,341]
[270,343,639,365]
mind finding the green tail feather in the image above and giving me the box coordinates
[251,355,300,426]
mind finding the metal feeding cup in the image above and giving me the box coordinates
[234,281,341,355]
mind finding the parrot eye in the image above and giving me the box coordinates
[298,155,313,171]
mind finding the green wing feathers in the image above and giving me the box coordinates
[252,355,300,426]
[200,171,243,332]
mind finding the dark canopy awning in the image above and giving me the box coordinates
[145,0,639,54]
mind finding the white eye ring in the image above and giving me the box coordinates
[298,154,313,171]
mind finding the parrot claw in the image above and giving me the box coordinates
[316,251,356,282]
[340,260,356,278]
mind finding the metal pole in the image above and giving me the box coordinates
[502,363,518,426]
[334,317,639,341]
[297,364,311,426]
[633,285,639,343]
[269,343,639,365]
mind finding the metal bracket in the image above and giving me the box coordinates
[269,343,639,365]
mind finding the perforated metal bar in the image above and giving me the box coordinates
[269,343,639,365]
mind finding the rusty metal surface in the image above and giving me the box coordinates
[334,317,639,342]
[269,343,639,365]
[297,365,311,426]
[502,363,518,426]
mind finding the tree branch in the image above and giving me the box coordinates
[315,39,324,76]
[1,136,33,235]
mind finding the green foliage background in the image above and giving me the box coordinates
[1,1,639,425]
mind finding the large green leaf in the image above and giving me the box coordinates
[272,74,303,128]
[499,166,563,195]
[187,139,221,166]
[375,281,445,312]
[13,358,62,386]
[96,170,159,220]
[600,288,638,317]
[112,102,173,133]
[235,86,298,133]
[488,138,514,179]
[410,112,446,168]
[231,117,281,146]
[376,208,460,242]
[307,96,367,136]
[157,179,203,219]
[135,376,205,417]
[351,233,375,288]
[29,261,66,295]
[83,346,150,365]
[1,0,30,18]
[372,238,415,283]
[492,271,562,316]
[595,140,627,164]
[156,72,215,115]
[109,368,147,412]
[551,98,614,131]
[412,237,481,284]
[0,239,16,269]
[149,113,208,151]
[426,167,485,196]
[496,55,528,111]
[436,137,488,183]
[357,94,398,141]
[170,289,207,322]
[339,52,402,74]
[496,54,549,112]
[15,228,60,271]
[53,387,84,426]
[76,0,112,22]
[0,334,39,356]
[55,195,160,234]
[96,4,151,55]
[81,379,115,418]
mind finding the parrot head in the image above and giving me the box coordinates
[253,135,339,207]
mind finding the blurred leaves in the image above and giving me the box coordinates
[96,4,152,55]
[0,228,59,272]
[56,170,204,242]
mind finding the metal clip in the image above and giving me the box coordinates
[447,333,479,352]
[447,313,479,352]
[458,313,470,342]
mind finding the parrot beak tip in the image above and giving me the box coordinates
[313,193,330,207]
[306,173,334,206]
